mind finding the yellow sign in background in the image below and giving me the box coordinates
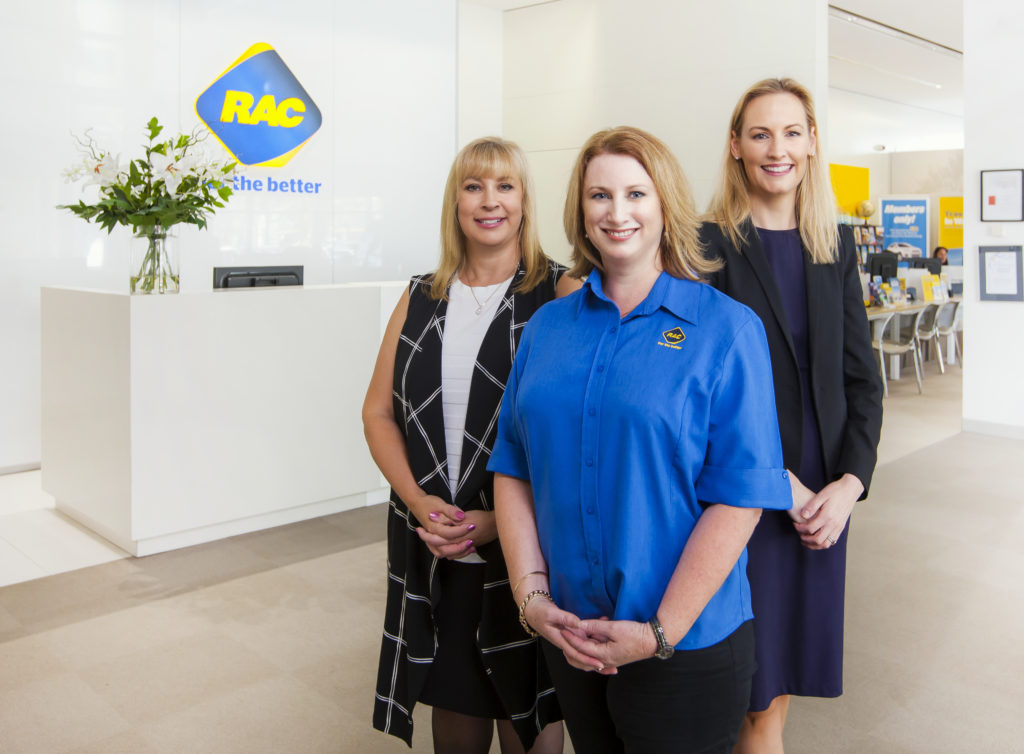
[938,196,963,251]
[829,163,870,216]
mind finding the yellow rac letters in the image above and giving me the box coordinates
[219,91,306,127]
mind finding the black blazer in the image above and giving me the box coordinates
[702,221,883,495]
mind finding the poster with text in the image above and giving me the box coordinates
[880,196,929,260]
[938,196,964,265]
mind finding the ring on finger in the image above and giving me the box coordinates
[826,535,837,546]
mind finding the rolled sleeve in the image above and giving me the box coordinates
[696,314,791,510]
[696,465,791,509]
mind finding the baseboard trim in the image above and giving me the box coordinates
[962,419,1024,440]
[0,462,41,476]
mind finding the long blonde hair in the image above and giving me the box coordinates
[564,126,717,280]
[431,137,547,300]
[706,78,838,264]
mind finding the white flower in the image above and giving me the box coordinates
[84,153,121,187]
[62,157,91,183]
[150,150,194,194]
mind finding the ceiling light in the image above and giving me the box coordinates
[830,54,944,90]
[829,5,962,59]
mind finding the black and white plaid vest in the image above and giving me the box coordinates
[373,260,565,748]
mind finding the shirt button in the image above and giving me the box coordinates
[592,558,599,565]
[587,507,594,514]
[585,458,594,467]
[596,365,605,373]
[609,326,617,334]
[588,408,596,416]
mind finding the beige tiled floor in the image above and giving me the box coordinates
[1,359,1022,753]
[0,471,127,588]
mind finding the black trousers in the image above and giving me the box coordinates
[541,620,755,754]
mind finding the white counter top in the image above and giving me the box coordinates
[40,283,404,555]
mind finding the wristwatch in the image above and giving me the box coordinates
[648,616,674,660]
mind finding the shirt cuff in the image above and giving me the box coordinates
[486,438,531,480]
[695,466,791,509]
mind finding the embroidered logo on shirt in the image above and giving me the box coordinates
[658,326,686,350]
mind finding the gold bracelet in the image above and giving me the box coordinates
[518,589,551,638]
[511,570,548,597]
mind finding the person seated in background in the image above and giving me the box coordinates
[933,246,949,265]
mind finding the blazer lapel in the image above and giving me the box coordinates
[741,223,798,365]
[803,227,849,377]
[803,253,831,378]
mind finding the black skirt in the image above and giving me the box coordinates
[419,558,507,718]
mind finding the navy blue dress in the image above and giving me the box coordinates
[746,228,846,710]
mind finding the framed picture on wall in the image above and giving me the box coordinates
[980,169,1024,221]
[978,245,1024,301]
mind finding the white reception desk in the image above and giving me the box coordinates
[40,283,405,556]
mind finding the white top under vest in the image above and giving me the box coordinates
[441,274,513,562]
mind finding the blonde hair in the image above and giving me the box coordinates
[564,126,717,280]
[431,137,547,300]
[706,78,838,264]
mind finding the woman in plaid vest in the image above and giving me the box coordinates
[364,136,578,753]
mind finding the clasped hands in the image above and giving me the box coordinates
[411,494,497,560]
[523,596,659,675]
[787,470,863,550]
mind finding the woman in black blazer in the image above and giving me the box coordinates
[702,78,883,753]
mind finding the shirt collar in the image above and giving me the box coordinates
[579,268,700,325]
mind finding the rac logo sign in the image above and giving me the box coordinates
[195,43,322,167]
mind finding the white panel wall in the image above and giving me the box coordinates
[892,150,963,248]
[502,0,827,262]
[962,0,1024,436]
[0,0,457,470]
[458,2,504,147]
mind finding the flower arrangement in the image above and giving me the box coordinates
[59,117,236,293]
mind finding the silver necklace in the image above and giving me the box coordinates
[466,281,503,315]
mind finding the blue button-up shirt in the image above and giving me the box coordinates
[489,270,791,650]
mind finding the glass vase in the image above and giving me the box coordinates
[130,226,179,294]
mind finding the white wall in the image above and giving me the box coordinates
[892,150,963,249]
[458,2,504,147]
[0,0,457,471]
[502,0,828,262]
[962,0,1024,436]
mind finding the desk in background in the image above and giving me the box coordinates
[40,283,404,556]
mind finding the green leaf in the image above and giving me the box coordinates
[61,116,236,237]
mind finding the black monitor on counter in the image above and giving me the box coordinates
[213,265,304,289]
[866,252,899,281]
[910,257,943,275]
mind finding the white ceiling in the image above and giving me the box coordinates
[828,1,963,154]
[464,0,965,155]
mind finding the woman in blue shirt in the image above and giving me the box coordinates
[489,127,799,753]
